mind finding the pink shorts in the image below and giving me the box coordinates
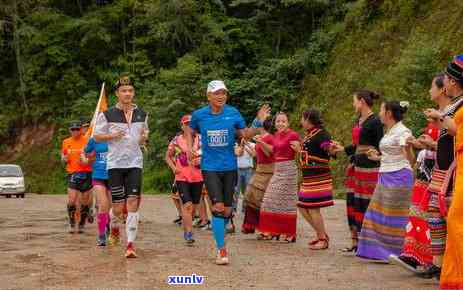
[92,179,109,188]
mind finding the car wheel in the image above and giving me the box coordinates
[21,194,25,198]
[6,194,11,198]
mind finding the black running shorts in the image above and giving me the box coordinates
[202,170,237,207]
[176,181,203,205]
[67,172,93,192]
[108,168,142,203]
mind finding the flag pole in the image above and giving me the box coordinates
[90,82,105,138]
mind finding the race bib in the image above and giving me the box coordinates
[207,129,229,147]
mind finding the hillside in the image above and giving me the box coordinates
[1,0,463,193]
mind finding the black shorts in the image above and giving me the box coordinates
[202,170,237,207]
[67,172,93,192]
[108,168,142,203]
[176,181,203,205]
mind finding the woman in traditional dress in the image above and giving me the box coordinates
[439,55,463,289]
[331,90,384,253]
[356,101,415,261]
[296,109,335,250]
[389,74,446,273]
[257,112,301,242]
[241,119,274,234]
[421,67,463,279]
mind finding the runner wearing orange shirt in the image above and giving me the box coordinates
[61,121,93,233]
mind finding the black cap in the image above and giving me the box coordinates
[69,121,82,129]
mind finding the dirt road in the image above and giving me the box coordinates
[0,194,439,290]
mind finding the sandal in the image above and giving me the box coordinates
[257,233,276,240]
[340,238,357,253]
[281,235,296,243]
[309,238,319,246]
[340,245,358,253]
[309,238,329,250]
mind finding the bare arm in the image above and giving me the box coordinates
[402,145,416,167]
[184,127,195,162]
[443,116,457,136]
[164,149,177,173]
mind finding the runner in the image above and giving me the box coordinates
[171,181,183,225]
[165,114,203,245]
[61,121,93,233]
[81,119,95,224]
[94,76,149,258]
[185,80,270,265]
[84,136,110,246]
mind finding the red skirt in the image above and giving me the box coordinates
[401,180,433,265]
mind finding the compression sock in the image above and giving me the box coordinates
[126,212,140,244]
[211,215,226,249]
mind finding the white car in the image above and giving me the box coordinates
[0,164,25,198]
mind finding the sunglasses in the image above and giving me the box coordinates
[70,128,81,131]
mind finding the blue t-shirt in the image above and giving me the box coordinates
[84,138,109,180]
[190,105,246,171]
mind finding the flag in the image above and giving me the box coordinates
[85,83,108,138]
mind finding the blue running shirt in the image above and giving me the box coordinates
[190,105,246,171]
[84,138,109,180]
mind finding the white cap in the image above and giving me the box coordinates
[207,80,228,93]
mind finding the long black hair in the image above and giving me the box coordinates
[302,108,324,128]
[355,89,380,107]
[383,101,408,122]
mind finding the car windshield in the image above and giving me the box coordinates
[0,166,22,177]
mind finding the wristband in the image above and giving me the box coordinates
[251,118,263,128]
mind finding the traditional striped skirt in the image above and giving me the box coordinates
[427,167,454,257]
[242,164,274,233]
[298,165,334,208]
[257,160,298,238]
[345,165,356,231]
[401,180,432,266]
[357,168,414,261]
[345,166,380,233]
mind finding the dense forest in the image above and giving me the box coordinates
[1,0,463,193]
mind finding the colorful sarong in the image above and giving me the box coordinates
[346,166,379,233]
[401,180,432,265]
[242,164,274,233]
[257,160,298,238]
[297,163,334,208]
[357,168,413,261]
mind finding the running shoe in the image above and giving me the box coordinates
[226,223,235,234]
[418,265,441,279]
[87,208,95,224]
[215,248,229,265]
[108,229,120,246]
[184,232,195,246]
[125,242,137,258]
[193,218,202,228]
[77,224,85,234]
[96,235,107,247]
[173,216,182,225]
[388,254,423,274]
[198,220,211,230]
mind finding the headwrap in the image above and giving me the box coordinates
[445,54,463,84]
